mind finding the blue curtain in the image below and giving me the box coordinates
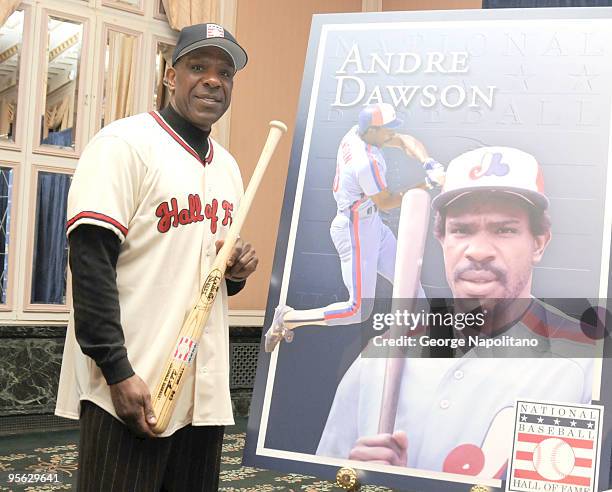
[0,167,12,304]
[484,0,611,7]
[41,128,74,147]
[31,172,71,304]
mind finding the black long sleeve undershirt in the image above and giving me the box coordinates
[70,225,132,385]
[71,106,246,385]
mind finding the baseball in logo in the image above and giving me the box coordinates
[469,152,510,180]
[173,336,198,364]
[506,400,604,492]
[206,24,224,38]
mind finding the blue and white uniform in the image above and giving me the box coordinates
[317,300,595,478]
[320,125,398,325]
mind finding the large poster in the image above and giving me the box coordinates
[245,7,612,492]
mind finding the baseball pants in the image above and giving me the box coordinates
[77,400,224,492]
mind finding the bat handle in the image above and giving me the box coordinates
[215,121,287,267]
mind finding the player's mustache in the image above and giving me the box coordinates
[454,261,507,284]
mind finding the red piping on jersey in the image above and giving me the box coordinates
[324,201,362,321]
[149,111,214,166]
[521,307,596,345]
[67,211,128,237]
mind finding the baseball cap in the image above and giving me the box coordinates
[431,146,549,210]
[358,103,403,134]
[172,23,248,70]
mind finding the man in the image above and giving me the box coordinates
[264,103,445,352]
[317,146,594,478]
[55,23,257,491]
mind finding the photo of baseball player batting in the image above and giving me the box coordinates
[245,9,612,492]
[264,102,445,352]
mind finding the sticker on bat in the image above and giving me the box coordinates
[197,268,223,311]
[172,336,198,364]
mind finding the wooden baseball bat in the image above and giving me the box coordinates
[151,121,288,434]
[378,189,430,434]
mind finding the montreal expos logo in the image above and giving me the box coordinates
[469,152,510,180]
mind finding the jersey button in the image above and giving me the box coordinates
[453,370,464,380]
[201,367,208,373]
[439,399,450,410]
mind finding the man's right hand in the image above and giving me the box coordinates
[348,431,408,466]
[109,374,158,438]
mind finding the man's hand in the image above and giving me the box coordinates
[385,134,430,164]
[348,431,408,466]
[109,374,157,438]
[216,238,258,281]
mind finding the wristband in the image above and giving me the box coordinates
[422,158,440,170]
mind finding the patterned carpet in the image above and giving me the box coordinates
[0,419,394,492]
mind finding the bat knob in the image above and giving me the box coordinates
[269,120,288,133]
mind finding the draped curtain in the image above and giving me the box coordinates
[104,31,136,125]
[0,100,14,139]
[0,167,12,304]
[161,0,219,31]
[31,173,71,305]
[155,43,173,110]
[0,0,20,27]
[44,95,72,138]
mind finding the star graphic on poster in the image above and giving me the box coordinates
[554,418,561,425]
[537,417,544,424]
[521,415,528,422]
[588,421,594,429]
[570,420,577,427]
[569,65,599,91]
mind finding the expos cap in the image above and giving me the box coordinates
[431,146,549,210]
[358,103,403,134]
[172,23,248,70]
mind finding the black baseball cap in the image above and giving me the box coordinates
[172,23,248,70]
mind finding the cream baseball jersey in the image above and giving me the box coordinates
[333,125,388,212]
[55,111,243,437]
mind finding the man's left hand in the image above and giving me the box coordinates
[216,238,258,281]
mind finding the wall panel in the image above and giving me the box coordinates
[383,0,482,10]
[229,0,362,311]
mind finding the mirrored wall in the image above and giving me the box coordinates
[0,0,178,318]
[0,10,24,144]
[154,40,173,110]
[102,0,144,15]
[100,27,140,128]
[30,170,71,307]
[0,166,14,305]
[40,16,84,150]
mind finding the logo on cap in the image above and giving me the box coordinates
[469,152,510,180]
[206,24,224,38]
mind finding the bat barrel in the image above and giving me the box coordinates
[378,189,431,434]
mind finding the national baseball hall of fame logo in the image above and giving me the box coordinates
[507,400,604,492]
